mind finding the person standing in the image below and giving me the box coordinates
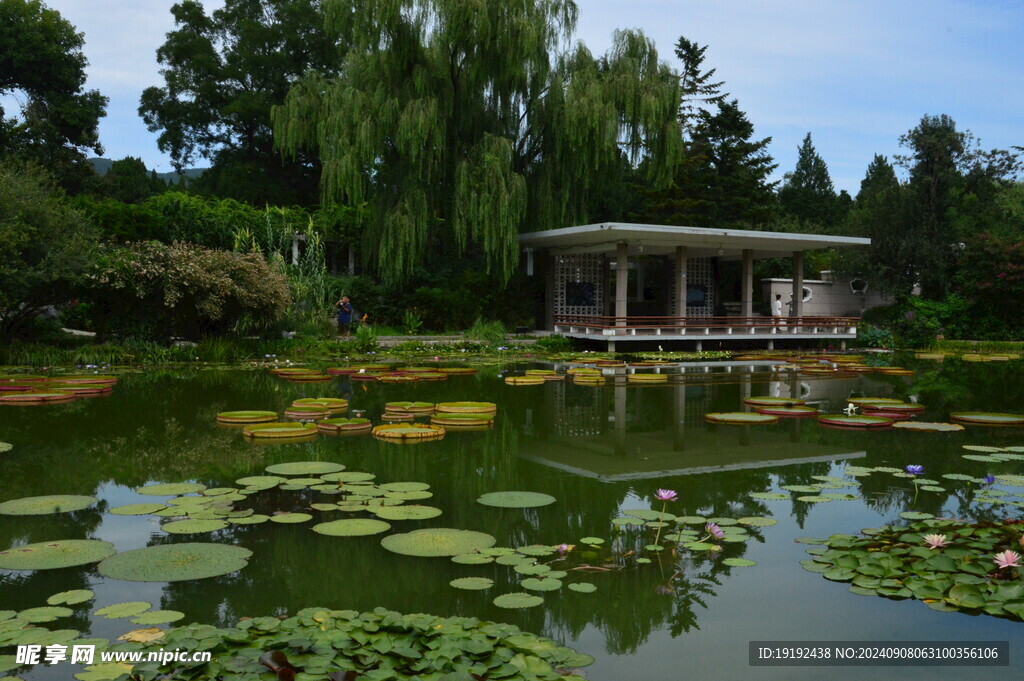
[773,293,786,331]
[335,295,353,337]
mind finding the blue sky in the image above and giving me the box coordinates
[45,0,1024,193]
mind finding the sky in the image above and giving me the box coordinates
[40,0,1024,194]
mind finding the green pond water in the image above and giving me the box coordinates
[2,356,1024,680]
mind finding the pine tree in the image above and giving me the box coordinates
[778,132,837,227]
[674,36,725,135]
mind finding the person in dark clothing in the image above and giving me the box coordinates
[335,295,353,337]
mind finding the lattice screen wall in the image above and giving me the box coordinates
[669,257,714,316]
[551,382,604,438]
[553,253,605,317]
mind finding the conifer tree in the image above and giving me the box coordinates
[778,132,837,226]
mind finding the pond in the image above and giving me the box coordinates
[2,355,1024,680]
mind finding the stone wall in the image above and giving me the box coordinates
[760,271,891,317]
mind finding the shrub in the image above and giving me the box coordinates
[86,241,291,340]
[465,318,506,346]
[532,334,573,352]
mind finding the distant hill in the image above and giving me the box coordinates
[88,158,206,184]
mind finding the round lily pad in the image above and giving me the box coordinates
[369,505,443,521]
[230,514,271,525]
[378,482,431,492]
[312,519,391,536]
[580,537,605,545]
[47,589,94,605]
[742,396,805,406]
[265,461,344,476]
[817,414,893,428]
[737,517,777,527]
[97,543,252,582]
[216,411,277,424]
[269,513,312,524]
[18,606,73,622]
[568,582,597,593]
[161,519,228,534]
[0,494,97,515]
[0,539,116,570]
[748,492,789,500]
[451,553,494,564]
[899,511,935,520]
[722,558,757,567]
[236,475,287,490]
[384,490,433,500]
[136,483,207,496]
[449,577,493,590]
[704,412,779,425]
[951,412,1024,426]
[476,491,557,508]
[95,601,151,618]
[892,421,964,432]
[493,592,544,609]
[521,577,563,592]
[381,528,497,557]
[129,610,185,625]
[109,503,167,516]
[321,471,376,482]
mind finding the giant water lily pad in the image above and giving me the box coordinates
[951,412,1024,426]
[892,421,965,432]
[217,411,277,424]
[817,414,893,428]
[97,543,252,582]
[136,483,207,496]
[493,592,544,609]
[476,491,557,508]
[705,412,779,424]
[0,495,97,515]
[0,539,115,570]
[369,505,442,521]
[265,461,344,476]
[381,528,496,557]
[312,519,391,536]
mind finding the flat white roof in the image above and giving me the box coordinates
[519,222,870,258]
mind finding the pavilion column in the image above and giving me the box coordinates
[615,242,628,331]
[544,251,555,331]
[791,250,804,328]
[674,245,688,319]
[741,248,753,318]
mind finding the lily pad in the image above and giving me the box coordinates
[704,412,779,424]
[312,519,391,536]
[449,577,493,590]
[899,511,935,520]
[477,491,556,508]
[722,558,757,567]
[235,475,287,490]
[265,461,344,476]
[161,519,229,534]
[369,505,443,521]
[451,553,494,565]
[269,513,312,524]
[521,577,563,592]
[817,414,893,428]
[109,503,168,515]
[95,601,152,618]
[892,421,965,432]
[0,539,116,570]
[47,589,94,605]
[378,482,431,492]
[17,606,73,622]
[129,610,186,625]
[0,494,97,515]
[136,483,207,496]
[97,543,252,582]
[230,514,271,525]
[568,582,597,593]
[381,528,496,557]
[951,412,1024,426]
[737,517,777,527]
[321,471,376,482]
[493,592,544,609]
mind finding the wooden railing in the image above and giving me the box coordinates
[553,314,859,337]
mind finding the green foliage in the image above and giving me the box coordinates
[87,156,167,203]
[778,132,839,227]
[532,334,573,352]
[85,241,291,340]
[274,0,683,282]
[0,161,101,337]
[352,323,379,352]
[139,0,338,205]
[465,318,507,347]
[402,308,424,335]
[0,0,108,191]
[854,324,894,349]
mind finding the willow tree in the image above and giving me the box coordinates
[272,0,682,282]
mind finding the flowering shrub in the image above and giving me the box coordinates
[87,241,291,340]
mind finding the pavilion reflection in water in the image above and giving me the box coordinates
[518,368,891,482]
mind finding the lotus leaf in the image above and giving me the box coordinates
[17,606,73,622]
[97,543,252,582]
[493,592,544,609]
[449,577,493,590]
[74,661,135,680]
[264,461,344,476]
[0,539,115,570]
[110,503,167,515]
[47,589,94,606]
[369,505,442,521]
[312,519,391,536]
[162,518,228,534]
[521,577,562,591]
[381,528,496,557]
[136,483,207,496]
[95,601,152,618]
[476,491,556,508]
[130,610,186,625]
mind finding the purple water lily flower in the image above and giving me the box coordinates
[655,489,678,502]
[706,522,725,540]
[905,465,924,475]
[984,475,996,485]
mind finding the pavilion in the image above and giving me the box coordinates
[519,223,871,350]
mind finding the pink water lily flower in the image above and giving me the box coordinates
[706,522,725,540]
[923,534,949,550]
[994,550,1022,570]
[654,489,678,502]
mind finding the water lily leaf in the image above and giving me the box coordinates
[162,519,228,534]
[748,492,789,500]
[109,503,167,516]
[675,515,708,525]
[312,519,391,536]
[722,558,757,567]
[130,610,185,625]
[516,545,555,556]
[95,602,152,619]
[0,539,116,570]
[493,593,543,609]
[47,589,94,605]
[781,485,821,493]
[381,528,496,557]
[17,606,73,622]
[794,537,828,544]
[265,461,344,476]
[230,514,271,525]
[920,485,946,492]
[495,554,534,566]
[636,557,652,564]
[451,553,494,564]
[235,475,287,490]
[568,583,597,593]
[369,505,442,521]
[900,512,935,520]
[514,563,550,575]
[378,482,431,492]
[946,584,986,609]
[136,483,206,496]
[521,577,562,592]
[580,537,605,545]
[97,543,252,582]
[684,542,718,551]
[797,496,831,503]
[383,490,434,500]
[0,494,97,515]
[737,517,777,527]
[0,442,11,453]
[74,662,135,680]
[269,512,313,524]
[611,516,645,526]
[117,627,164,643]
[476,491,557,508]
[449,577,493,590]
[321,471,376,482]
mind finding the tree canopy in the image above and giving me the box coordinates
[0,0,107,191]
[139,0,340,205]
[778,132,837,227]
[273,0,683,283]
